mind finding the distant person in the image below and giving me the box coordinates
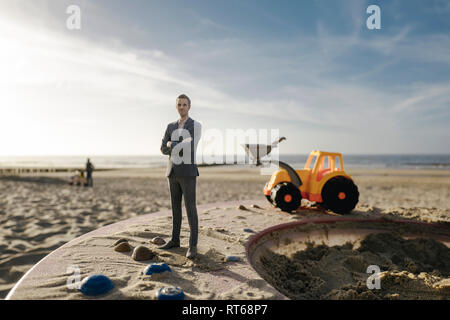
[69,170,79,185]
[85,158,94,187]
[159,94,202,259]
[78,170,85,186]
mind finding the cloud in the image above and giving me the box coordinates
[392,83,450,114]
[0,1,449,155]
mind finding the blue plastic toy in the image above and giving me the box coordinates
[156,286,185,300]
[79,274,114,296]
[143,262,171,275]
[225,255,240,262]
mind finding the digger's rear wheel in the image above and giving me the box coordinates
[271,182,301,213]
[321,177,359,214]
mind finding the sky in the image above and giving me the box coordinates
[0,0,449,156]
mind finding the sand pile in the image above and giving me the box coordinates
[258,232,450,300]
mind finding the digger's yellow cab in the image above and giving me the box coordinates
[306,150,344,178]
[304,151,352,198]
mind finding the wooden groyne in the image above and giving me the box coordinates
[0,167,114,176]
[0,167,80,175]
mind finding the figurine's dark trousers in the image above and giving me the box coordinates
[168,176,198,248]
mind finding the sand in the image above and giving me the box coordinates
[258,233,450,300]
[1,166,449,299]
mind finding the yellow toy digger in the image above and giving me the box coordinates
[244,139,359,214]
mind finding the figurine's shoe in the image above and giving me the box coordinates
[186,246,197,259]
[158,240,180,250]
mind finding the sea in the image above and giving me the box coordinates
[0,154,449,170]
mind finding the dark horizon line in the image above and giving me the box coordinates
[1,152,450,157]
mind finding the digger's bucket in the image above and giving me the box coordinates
[243,144,272,165]
[243,137,286,165]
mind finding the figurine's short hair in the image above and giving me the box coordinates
[177,94,191,106]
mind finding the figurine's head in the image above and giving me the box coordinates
[176,94,191,118]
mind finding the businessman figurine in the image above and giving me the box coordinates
[160,94,202,259]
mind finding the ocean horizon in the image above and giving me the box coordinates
[0,154,449,170]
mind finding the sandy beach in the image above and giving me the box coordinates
[1,166,449,299]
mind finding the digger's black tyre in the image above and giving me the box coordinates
[271,182,301,213]
[321,176,359,214]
